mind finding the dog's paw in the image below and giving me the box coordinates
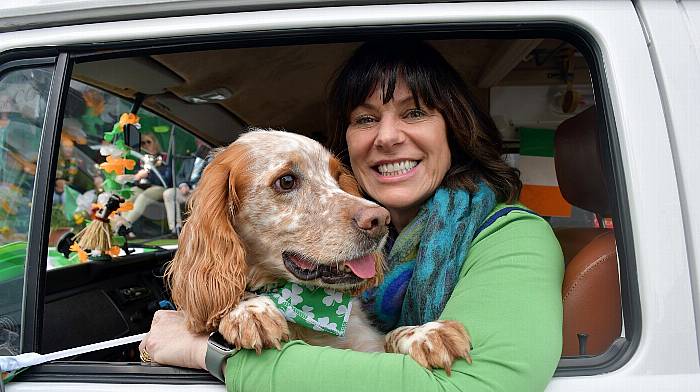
[385,320,472,375]
[218,295,290,354]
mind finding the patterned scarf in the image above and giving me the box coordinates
[365,183,496,331]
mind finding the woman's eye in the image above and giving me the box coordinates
[352,115,376,126]
[274,174,297,192]
[405,108,426,119]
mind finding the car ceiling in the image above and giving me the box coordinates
[72,39,590,146]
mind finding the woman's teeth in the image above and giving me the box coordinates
[377,160,418,176]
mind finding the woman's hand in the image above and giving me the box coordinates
[178,183,191,196]
[139,310,208,370]
[134,168,150,181]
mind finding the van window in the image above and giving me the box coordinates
[0,66,53,356]
[15,34,629,382]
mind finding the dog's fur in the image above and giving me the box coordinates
[166,129,471,373]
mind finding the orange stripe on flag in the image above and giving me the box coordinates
[519,184,572,217]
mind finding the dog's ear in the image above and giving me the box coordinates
[329,156,363,197]
[165,143,251,334]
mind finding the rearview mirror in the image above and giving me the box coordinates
[125,124,140,150]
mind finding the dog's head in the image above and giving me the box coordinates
[166,129,389,334]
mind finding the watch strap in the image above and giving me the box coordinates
[205,332,237,383]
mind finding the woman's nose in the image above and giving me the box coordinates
[374,116,404,150]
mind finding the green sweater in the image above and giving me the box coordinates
[225,204,564,392]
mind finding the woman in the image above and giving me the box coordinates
[141,40,563,392]
[123,132,173,230]
[162,141,210,233]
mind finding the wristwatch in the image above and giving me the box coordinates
[205,331,237,382]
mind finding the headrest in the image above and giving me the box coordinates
[554,106,611,216]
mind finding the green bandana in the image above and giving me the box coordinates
[262,282,353,336]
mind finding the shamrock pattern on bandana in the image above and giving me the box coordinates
[263,282,353,336]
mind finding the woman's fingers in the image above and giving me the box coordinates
[139,310,208,369]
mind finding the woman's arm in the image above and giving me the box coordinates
[225,210,564,392]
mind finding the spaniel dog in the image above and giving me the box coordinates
[166,129,471,373]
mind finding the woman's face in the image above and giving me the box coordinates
[141,136,158,155]
[346,80,451,229]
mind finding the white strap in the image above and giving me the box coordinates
[0,332,146,372]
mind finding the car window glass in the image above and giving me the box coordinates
[47,79,208,269]
[0,66,52,356]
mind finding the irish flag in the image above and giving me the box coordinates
[517,127,571,217]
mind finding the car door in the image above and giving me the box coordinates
[1,1,698,391]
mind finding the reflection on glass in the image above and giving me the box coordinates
[0,66,52,356]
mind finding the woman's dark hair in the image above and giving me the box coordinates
[327,40,521,203]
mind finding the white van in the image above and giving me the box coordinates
[0,0,698,390]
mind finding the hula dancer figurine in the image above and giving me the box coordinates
[72,194,124,261]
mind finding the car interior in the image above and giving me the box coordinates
[0,35,625,376]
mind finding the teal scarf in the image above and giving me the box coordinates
[367,184,496,331]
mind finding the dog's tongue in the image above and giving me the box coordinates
[345,255,376,279]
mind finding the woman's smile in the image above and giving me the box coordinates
[373,159,421,180]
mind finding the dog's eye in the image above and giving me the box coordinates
[274,174,297,192]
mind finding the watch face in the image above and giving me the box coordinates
[209,331,235,352]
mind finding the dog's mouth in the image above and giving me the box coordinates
[282,251,377,285]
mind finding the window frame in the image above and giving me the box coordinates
[20,54,71,355]
[3,21,640,383]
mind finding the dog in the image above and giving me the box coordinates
[166,128,471,373]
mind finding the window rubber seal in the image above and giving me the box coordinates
[20,53,72,354]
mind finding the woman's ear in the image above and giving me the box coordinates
[165,144,251,334]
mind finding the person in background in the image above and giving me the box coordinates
[122,132,173,234]
[140,40,564,392]
[163,141,211,233]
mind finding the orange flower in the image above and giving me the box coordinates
[116,201,134,213]
[106,246,121,256]
[70,243,89,262]
[109,202,133,219]
[1,200,14,215]
[100,155,136,175]
[82,90,105,116]
[118,113,140,128]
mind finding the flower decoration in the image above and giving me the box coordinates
[100,143,125,158]
[100,155,136,175]
[69,243,89,262]
[68,112,142,261]
[82,90,105,116]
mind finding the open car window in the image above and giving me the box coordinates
[37,38,624,367]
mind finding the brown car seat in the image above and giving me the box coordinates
[554,106,622,356]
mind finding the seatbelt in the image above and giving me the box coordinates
[474,206,539,238]
[0,332,146,384]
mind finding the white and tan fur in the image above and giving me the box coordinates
[166,128,471,374]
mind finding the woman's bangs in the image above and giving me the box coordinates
[339,51,446,126]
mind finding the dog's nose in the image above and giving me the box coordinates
[353,205,390,239]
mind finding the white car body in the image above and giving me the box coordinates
[1,0,698,390]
